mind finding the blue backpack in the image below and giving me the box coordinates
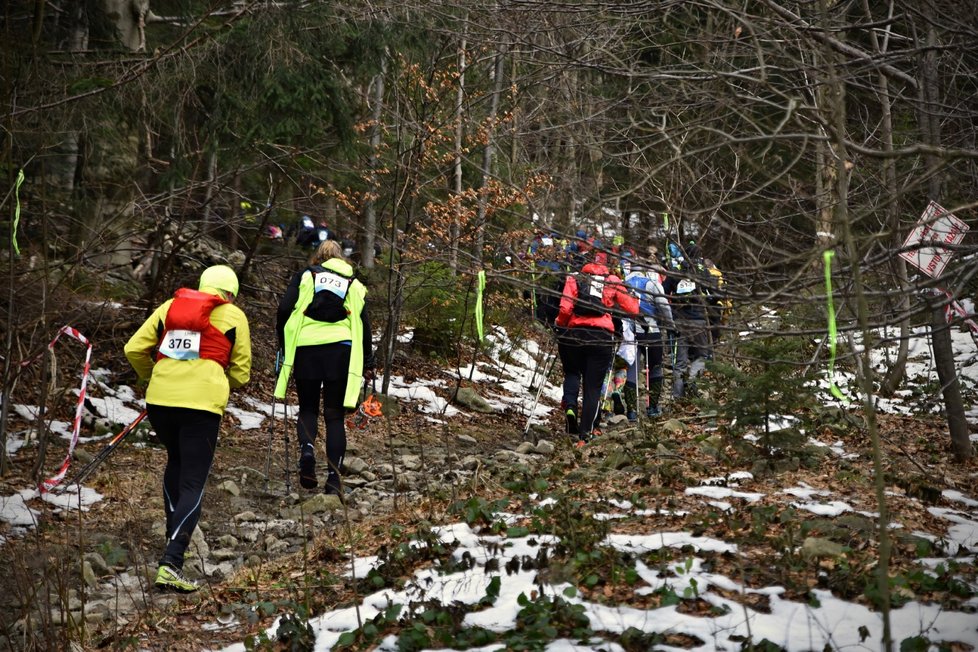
[626,275,657,318]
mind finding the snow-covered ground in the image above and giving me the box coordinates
[2,323,978,650]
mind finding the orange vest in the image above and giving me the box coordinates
[156,288,231,367]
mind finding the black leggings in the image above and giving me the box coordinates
[558,328,615,436]
[147,404,220,570]
[295,378,346,482]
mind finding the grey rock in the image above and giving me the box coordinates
[453,387,495,413]
[515,442,536,455]
[211,548,239,562]
[83,601,111,623]
[82,561,98,588]
[267,538,290,554]
[493,450,523,463]
[238,526,260,543]
[460,456,480,471]
[801,537,846,560]
[217,534,239,548]
[457,434,478,444]
[208,562,236,580]
[218,480,241,497]
[601,447,633,470]
[536,439,557,455]
[396,471,421,491]
[234,511,258,522]
[661,418,685,433]
[343,456,368,475]
[400,454,423,471]
[607,414,629,425]
[299,493,342,515]
[83,552,111,577]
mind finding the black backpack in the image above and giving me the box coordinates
[304,265,354,323]
[572,272,608,317]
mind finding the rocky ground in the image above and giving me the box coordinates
[1,251,977,650]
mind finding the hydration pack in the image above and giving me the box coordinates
[304,265,353,323]
[572,273,608,317]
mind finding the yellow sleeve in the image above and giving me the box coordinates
[226,306,251,389]
[124,301,171,381]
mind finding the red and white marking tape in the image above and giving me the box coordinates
[941,288,978,338]
[21,326,94,494]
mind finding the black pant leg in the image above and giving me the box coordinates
[149,406,220,569]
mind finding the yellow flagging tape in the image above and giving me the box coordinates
[12,169,24,255]
[823,250,848,401]
[475,270,486,341]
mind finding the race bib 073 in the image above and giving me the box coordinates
[159,330,202,360]
[314,271,351,299]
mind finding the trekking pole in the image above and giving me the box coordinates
[58,410,148,492]
[599,341,621,415]
[525,336,555,396]
[282,400,292,495]
[263,397,278,493]
[521,347,558,440]
[640,342,650,421]
[630,341,644,425]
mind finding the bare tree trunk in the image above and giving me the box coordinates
[865,0,910,396]
[917,15,973,461]
[201,147,218,231]
[238,180,279,288]
[361,56,386,270]
[820,3,892,646]
[475,43,506,267]
[450,23,467,276]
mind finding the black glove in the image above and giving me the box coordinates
[363,367,376,382]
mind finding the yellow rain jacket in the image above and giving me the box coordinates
[124,288,252,415]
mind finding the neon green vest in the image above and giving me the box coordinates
[274,259,367,408]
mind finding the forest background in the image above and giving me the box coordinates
[2,0,978,649]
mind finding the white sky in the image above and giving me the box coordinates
[2,323,978,650]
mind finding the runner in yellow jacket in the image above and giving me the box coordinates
[275,240,373,495]
[124,265,251,593]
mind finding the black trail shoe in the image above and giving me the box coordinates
[298,445,317,489]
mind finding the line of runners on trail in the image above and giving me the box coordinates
[119,226,725,592]
[523,230,727,447]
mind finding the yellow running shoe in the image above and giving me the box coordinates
[155,565,198,593]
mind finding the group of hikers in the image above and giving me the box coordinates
[525,229,727,447]
[115,219,724,593]
[264,214,359,260]
[123,238,374,593]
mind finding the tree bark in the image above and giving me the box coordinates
[865,0,910,396]
[450,24,467,276]
[820,2,893,646]
[361,56,386,270]
[917,14,973,461]
[475,43,506,268]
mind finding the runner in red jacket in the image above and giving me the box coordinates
[555,259,639,444]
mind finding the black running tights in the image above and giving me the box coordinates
[147,404,220,570]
